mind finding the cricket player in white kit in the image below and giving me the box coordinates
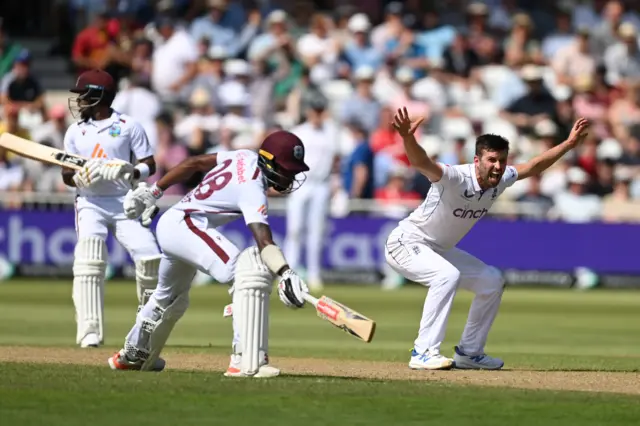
[107,130,311,376]
[386,108,590,370]
[61,69,161,348]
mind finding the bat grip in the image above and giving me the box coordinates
[302,292,319,307]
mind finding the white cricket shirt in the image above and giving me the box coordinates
[398,163,518,251]
[64,110,155,198]
[172,149,269,228]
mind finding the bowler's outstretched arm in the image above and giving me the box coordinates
[515,118,589,180]
[393,107,443,182]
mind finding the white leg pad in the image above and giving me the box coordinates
[72,237,108,343]
[233,246,273,376]
[135,255,162,304]
[127,292,190,371]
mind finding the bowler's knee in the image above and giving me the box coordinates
[479,266,504,295]
[434,265,461,289]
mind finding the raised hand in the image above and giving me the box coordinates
[392,107,424,137]
[567,117,590,147]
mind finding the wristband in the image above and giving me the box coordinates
[134,163,151,180]
[149,183,164,199]
[260,245,288,275]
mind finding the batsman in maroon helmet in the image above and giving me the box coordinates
[61,69,162,349]
[109,130,310,377]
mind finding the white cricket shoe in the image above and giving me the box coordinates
[453,346,504,370]
[409,349,454,370]
[224,354,280,378]
[80,333,100,348]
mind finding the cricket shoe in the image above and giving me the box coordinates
[108,350,166,372]
[409,349,454,370]
[224,354,280,378]
[80,333,101,348]
[453,346,504,370]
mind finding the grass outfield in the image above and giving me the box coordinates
[0,280,639,425]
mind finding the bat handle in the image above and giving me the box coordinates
[302,292,319,307]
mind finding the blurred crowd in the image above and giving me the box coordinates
[2,0,640,223]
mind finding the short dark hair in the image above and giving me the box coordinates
[475,134,510,156]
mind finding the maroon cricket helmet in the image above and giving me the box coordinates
[259,130,310,173]
[258,130,309,193]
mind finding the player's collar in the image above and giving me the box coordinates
[469,164,481,192]
[94,111,124,133]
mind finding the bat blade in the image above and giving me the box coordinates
[305,294,376,343]
[0,132,87,170]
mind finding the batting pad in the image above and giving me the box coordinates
[234,247,273,376]
[135,255,162,304]
[72,237,108,343]
[133,292,190,371]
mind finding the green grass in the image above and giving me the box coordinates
[0,280,639,425]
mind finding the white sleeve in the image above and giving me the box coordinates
[435,163,466,187]
[238,181,269,226]
[63,127,78,155]
[500,166,519,188]
[129,121,155,160]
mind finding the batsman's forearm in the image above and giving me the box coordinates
[155,160,198,190]
[62,169,76,187]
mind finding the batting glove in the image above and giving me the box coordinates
[123,183,163,227]
[277,270,308,308]
[73,158,104,188]
[100,159,135,181]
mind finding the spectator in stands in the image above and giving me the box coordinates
[218,81,264,151]
[0,145,24,201]
[464,2,496,55]
[504,13,543,67]
[618,126,640,165]
[589,158,616,196]
[604,22,640,87]
[609,82,640,140]
[602,166,640,222]
[149,113,189,196]
[296,12,339,84]
[414,9,456,63]
[341,13,383,74]
[342,121,374,199]
[591,0,625,59]
[572,74,610,140]
[71,11,116,75]
[0,50,46,129]
[441,31,480,81]
[247,9,289,64]
[174,87,220,155]
[371,2,405,54]
[285,67,327,126]
[516,174,554,220]
[551,28,596,87]
[192,0,260,58]
[111,74,161,145]
[249,58,279,126]
[0,24,22,79]
[542,8,576,61]
[553,167,602,223]
[30,104,67,150]
[439,137,468,166]
[389,67,429,139]
[501,65,556,134]
[374,164,421,218]
[130,37,154,85]
[0,103,30,143]
[151,15,198,103]
[340,66,380,134]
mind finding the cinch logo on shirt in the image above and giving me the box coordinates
[91,144,108,159]
[453,208,488,219]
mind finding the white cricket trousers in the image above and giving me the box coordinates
[126,208,241,348]
[75,196,160,260]
[384,227,505,356]
[284,180,330,282]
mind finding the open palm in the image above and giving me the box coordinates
[393,107,424,137]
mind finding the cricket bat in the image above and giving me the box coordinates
[0,132,132,180]
[0,132,88,170]
[303,293,376,343]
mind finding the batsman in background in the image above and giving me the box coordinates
[108,131,310,377]
[62,69,161,348]
[386,107,589,370]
